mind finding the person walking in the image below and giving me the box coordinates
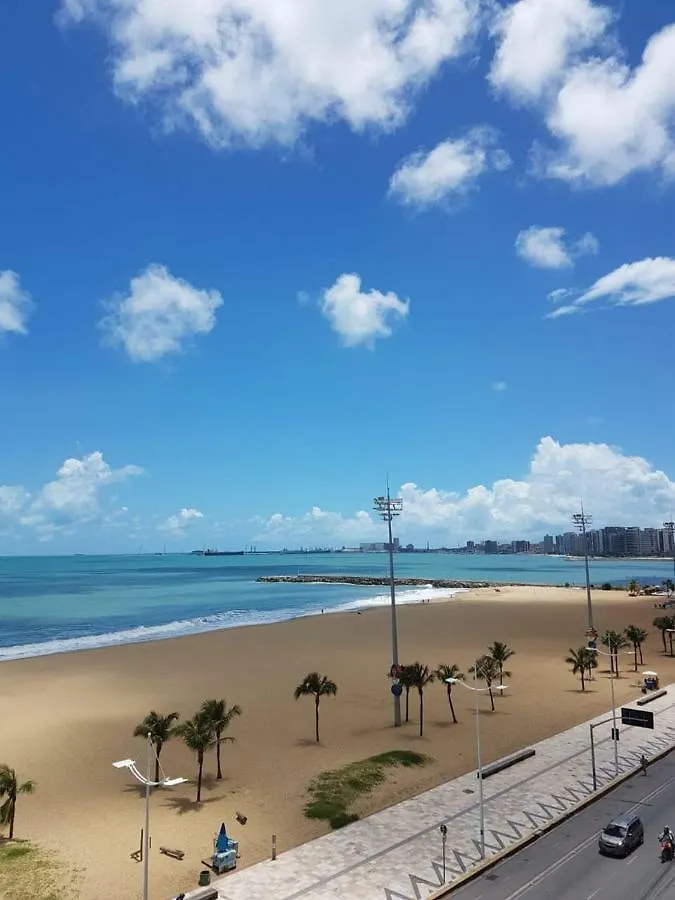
[640,753,648,775]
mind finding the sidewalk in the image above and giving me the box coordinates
[215,685,675,900]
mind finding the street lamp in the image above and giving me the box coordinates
[113,732,187,900]
[445,672,508,859]
[374,485,403,728]
[573,506,596,641]
[663,521,675,592]
[586,644,633,779]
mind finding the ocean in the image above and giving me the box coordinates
[0,552,672,662]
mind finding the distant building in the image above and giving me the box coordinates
[543,534,554,554]
[484,540,499,554]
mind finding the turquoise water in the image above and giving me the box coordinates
[0,552,672,660]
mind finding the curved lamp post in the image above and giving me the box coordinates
[113,732,187,900]
[445,673,508,859]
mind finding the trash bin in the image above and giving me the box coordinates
[199,870,211,887]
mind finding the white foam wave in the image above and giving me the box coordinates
[0,586,464,662]
[333,585,464,612]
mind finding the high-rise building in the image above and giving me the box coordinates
[543,534,554,554]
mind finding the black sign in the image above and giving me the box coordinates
[621,707,654,729]
[611,728,620,741]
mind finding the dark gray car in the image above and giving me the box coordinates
[598,812,644,857]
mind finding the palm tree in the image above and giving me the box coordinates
[397,665,416,723]
[174,712,215,802]
[294,672,337,743]
[406,663,435,737]
[200,699,242,780]
[470,655,499,711]
[488,641,515,686]
[625,625,648,671]
[566,647,596,691]
[0,765,35,841]
[602,629,629,676]
[628,579,639,597]
[653,615,672,654]
[133,710,180,784]
[434,664,464,723]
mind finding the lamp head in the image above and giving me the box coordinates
[494,685,508,692]
[444,677,459,684]
[162,777,188,787]
[112,758,135,769]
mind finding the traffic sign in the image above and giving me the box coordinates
[621,707,654,729]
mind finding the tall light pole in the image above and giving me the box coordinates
[374,485,403,728]
[573,505,596,642]
[445,672,508,859]
[664,521,675,591]
[113,733,187,900]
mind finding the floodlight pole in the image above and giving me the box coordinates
[573,506,596,641]
[374,484,403,727]
[664,521,675,591]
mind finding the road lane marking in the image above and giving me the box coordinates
[499,772,675,900]
[587,890,600,899]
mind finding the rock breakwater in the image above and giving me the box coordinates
[256,574,493,589]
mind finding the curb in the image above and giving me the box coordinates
[429,742,675,898]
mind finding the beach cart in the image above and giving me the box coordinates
[642,670,659,691]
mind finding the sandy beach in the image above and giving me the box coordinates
[1,584,672,900]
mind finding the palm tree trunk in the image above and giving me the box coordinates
[669,632,673,657]
[580,670,585,692]
[634,644,638,672]
[315,696,320,743]
[661,629,667,653]
[615,651,620,678]
[488,687,495,711]
[419,690,424,737]
[216,730,223,779]
[446,685,457,724]
[499,664,504,687]
[639,644,644,665]
[154,744,161,784]
[405,687,410,723]
[8,798,15,841]
[196,754,204,803]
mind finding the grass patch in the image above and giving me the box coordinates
[305,749,430,830]
[0,842,82,900]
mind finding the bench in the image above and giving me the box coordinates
[637,689,667,706]
[479,748,536,780]
[160,847,185,861]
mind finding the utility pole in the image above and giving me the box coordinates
[573,505,596,642]
[374,484,403,727]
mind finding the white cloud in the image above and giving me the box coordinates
[1,452,143,540]
[492,380,508,392]
[252,437,675,545]
[491,1,675,186]
[547,256,675,319]
[319,273,409,348]
[58,0,482,149]
[389,127,510,207]
[0,271,32,336]
[515,226,598,269]
[489,0,612,102]
[160,507,204,537]
[100,264,223,362]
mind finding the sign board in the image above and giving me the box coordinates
[621,707,654,729]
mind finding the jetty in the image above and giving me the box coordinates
[256,574,493,589]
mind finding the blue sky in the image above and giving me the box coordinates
[1,0,675,553]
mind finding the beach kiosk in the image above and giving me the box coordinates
[642,670,659,691]
[210,823,239,874]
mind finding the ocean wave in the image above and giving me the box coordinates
[0,586,463,661]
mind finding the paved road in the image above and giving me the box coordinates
[449,752,675,900]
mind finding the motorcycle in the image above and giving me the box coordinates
[660,838,674,862]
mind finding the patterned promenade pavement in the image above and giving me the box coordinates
[214,684,675,900]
